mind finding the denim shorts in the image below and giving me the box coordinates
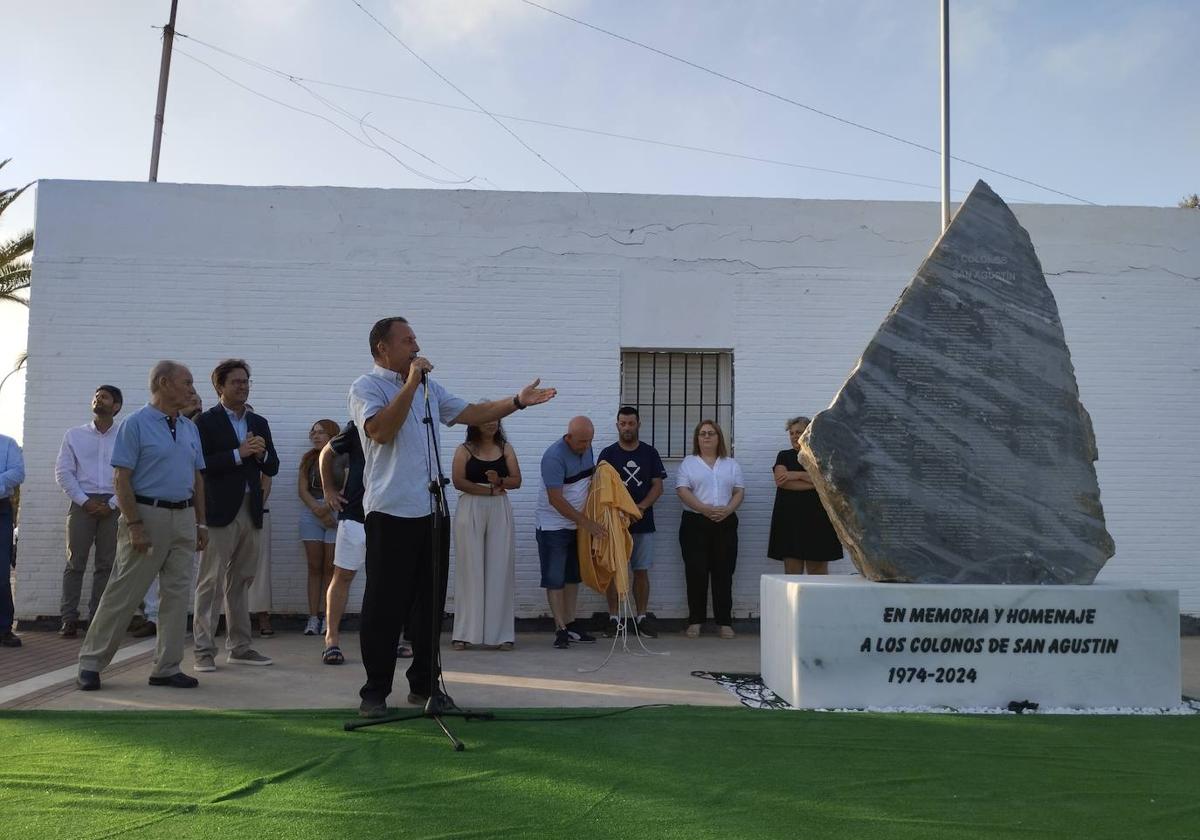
[299,507,338,543]
[536,528,581,590]
[629,532,654,571]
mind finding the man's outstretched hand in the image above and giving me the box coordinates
[518,379,557,407]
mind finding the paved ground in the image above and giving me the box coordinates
[2,627,755,711]
[3,630,1197,712]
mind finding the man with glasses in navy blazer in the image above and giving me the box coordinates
[192,358,279,673]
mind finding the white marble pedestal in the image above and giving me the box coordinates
[760,575,1181,710]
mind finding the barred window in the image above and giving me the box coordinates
[620,350,734,459]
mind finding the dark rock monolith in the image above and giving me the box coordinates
[799,180,1114,584]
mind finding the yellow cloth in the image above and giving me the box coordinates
[578,461,643,595]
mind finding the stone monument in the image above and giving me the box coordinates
[762,183,1180,710]
[798,179,1114,585]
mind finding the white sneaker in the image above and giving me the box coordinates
[303,615,320,635]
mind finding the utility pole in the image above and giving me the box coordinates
[940,0,951,231]
[149,0,179,182]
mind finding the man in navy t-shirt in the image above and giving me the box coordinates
[597,406,667,638]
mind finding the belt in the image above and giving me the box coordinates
[135,495,194,510]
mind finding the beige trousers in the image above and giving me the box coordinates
[193,502,261,657]
[247,510,272,614]
[78,503,195,677]
[61,494,118,621]
[451,493,516,646]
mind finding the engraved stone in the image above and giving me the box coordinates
[798,180,1115,584]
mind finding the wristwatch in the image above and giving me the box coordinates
[513,395,526,410]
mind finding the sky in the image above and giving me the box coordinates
[2,0,1198,441]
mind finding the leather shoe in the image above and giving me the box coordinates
[1,631,23,648]
[59,619,79,638]
[148,672,199,688]
[77,670,101,691]
[358,699,389,719]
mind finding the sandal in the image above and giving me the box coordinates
[396,644,414,659]
[684,624,701,638]
[322,645,344,665]
[451,640,468,651]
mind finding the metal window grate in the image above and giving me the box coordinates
[620,350,734,458]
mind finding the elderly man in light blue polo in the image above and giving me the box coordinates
[77,360,208,691]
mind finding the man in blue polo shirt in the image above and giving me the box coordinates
[77,361,207,691]
[598,406,667,638]
[537,416,607,649]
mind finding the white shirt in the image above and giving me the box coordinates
[675,455,745,512]
[55,421,120,507]
[348,364,467,518]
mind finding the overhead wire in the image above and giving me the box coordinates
[171,40,479,186]
[518,0,1098,206]
[347,0,587,193]
[172,31,999,199]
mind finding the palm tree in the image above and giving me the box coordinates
[0,351,26,396]
[1,158,33,306]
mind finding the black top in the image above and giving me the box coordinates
[767,448,843,563]
[464,447,509,484]
[328,422,365,524]
[195,405,280,529]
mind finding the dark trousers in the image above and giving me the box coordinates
[360,512,448,703]
[678,510,738,626]
[1,502,13,634]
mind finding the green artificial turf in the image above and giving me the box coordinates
[1,706,1196,839]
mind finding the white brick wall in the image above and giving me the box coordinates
[15,181,1199,620]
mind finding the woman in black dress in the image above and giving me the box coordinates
[767,416,843,574]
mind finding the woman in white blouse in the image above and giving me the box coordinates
[675,420,745,639]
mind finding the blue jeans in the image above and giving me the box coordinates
[1,504,14,634]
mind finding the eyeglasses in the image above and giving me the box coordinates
[697,430,718,437]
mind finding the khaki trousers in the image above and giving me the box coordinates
[78,504,195,677]
[247,511,272,614]
[61,494,118,621]
[194,502,260,657]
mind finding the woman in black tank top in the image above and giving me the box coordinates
[450,419,522,650]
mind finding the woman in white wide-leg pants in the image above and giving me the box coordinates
[451,419,521,650]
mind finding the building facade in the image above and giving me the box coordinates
[15,180,1200,620]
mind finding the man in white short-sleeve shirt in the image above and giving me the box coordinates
[347,316,557,719]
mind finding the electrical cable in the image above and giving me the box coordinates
[172,44,479,186]
[519,0,1098,205]
[482,703,672,723]
[348,0,587,193]
[171,30,996,199]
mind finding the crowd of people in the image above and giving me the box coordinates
[0,316,843,717]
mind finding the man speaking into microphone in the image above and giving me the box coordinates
[348,316,556,719]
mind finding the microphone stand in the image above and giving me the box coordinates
[344,369,494,750]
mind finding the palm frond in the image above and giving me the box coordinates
[0,231,34,265]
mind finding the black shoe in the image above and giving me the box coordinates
[131,620,157,638]
[0,631,22,648]
[554,628,570,649]
[602,617,623,638]
[635,615,659,638]
[359,699,389,718]
[406,691,429,705]
[77,669,101,690]
[59,619,79,638]
[566,622,595,643]
[148,672,199,688]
